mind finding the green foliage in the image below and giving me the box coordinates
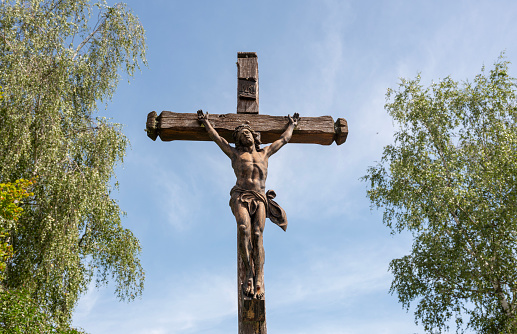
[0,0,146,329]
[0,288,86,333]
[0,179,34,222]
[0,180,85,333]
[363,57,517,333]
[0,179,34,280]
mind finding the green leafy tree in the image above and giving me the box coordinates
[363,57,517,333]
[0,179,85,333]
[0,288,85,333]
[0,179,34,281]
[0,0,146,329]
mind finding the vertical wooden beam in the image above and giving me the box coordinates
[237,52,259,114]
[237,52,267,334]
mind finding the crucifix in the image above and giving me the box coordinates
[146,52,348,334]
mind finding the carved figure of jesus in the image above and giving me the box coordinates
[197,110,299,299]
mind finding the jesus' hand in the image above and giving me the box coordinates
[197,109,209,125]
[288,113,300,127]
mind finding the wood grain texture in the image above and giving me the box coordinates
[237,52,258,114]
[237,56,258,79]
[146,111,158,141]
[334,117,349,145]
[150,111,341,145]
[237,99,259,114]
[238,237,267,334]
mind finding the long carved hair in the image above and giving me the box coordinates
[233,124,261,151]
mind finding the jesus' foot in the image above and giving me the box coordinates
[254,281,264,299]
[242,278,254,297]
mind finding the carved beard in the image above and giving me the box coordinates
[239,133,254,147]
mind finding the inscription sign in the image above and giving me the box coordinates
[238,79,257,100]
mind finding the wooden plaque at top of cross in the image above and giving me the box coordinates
[145,52,348,334]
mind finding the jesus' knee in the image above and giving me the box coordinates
[253,227,263,239]
[238,222,251,238]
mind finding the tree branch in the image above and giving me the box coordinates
[72,11,107,60]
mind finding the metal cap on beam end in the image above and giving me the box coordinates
[146,111,159,141]
[237,52,257,58]
[334,118,348,145]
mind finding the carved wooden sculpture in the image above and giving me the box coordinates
[198,109,297,300]
[146,52,348,334]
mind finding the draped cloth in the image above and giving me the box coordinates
[229,186,288,231]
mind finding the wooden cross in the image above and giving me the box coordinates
[146,52,348,334]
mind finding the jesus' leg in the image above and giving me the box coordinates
[232,203,254,297]
[252,202,266,299]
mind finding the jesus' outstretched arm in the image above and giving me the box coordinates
[197,109,234,159]
[264,113,300,157]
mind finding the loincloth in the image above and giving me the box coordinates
[230,186,288,231]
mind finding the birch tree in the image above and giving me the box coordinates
[364,57,517,333]
[0,0,146,329]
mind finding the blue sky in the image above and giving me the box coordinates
[72,1,517,333]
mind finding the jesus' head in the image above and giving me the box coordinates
[233,124,261,150]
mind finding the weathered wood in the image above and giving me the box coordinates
[238,240,267,334]
[146,111,347,146]
[146,111,159,141]
[238,79,257,100]
[237,52,258,114]
[237,52,258,79]
[241,300,266,322]
[237,51,266,334]
[237,97,259,114]
[334,118,348,145]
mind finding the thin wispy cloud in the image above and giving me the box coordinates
[156,171,199,231]
[76,269,237,334]
[73,281,100,325]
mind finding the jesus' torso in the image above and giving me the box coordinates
[231,148,269,193]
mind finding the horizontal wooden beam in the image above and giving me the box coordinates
[146,111,348,146]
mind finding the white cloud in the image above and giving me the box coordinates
[75,269,237,334]
[73,281,100,324]
[267,240,404,308]
[155,170,198,231]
